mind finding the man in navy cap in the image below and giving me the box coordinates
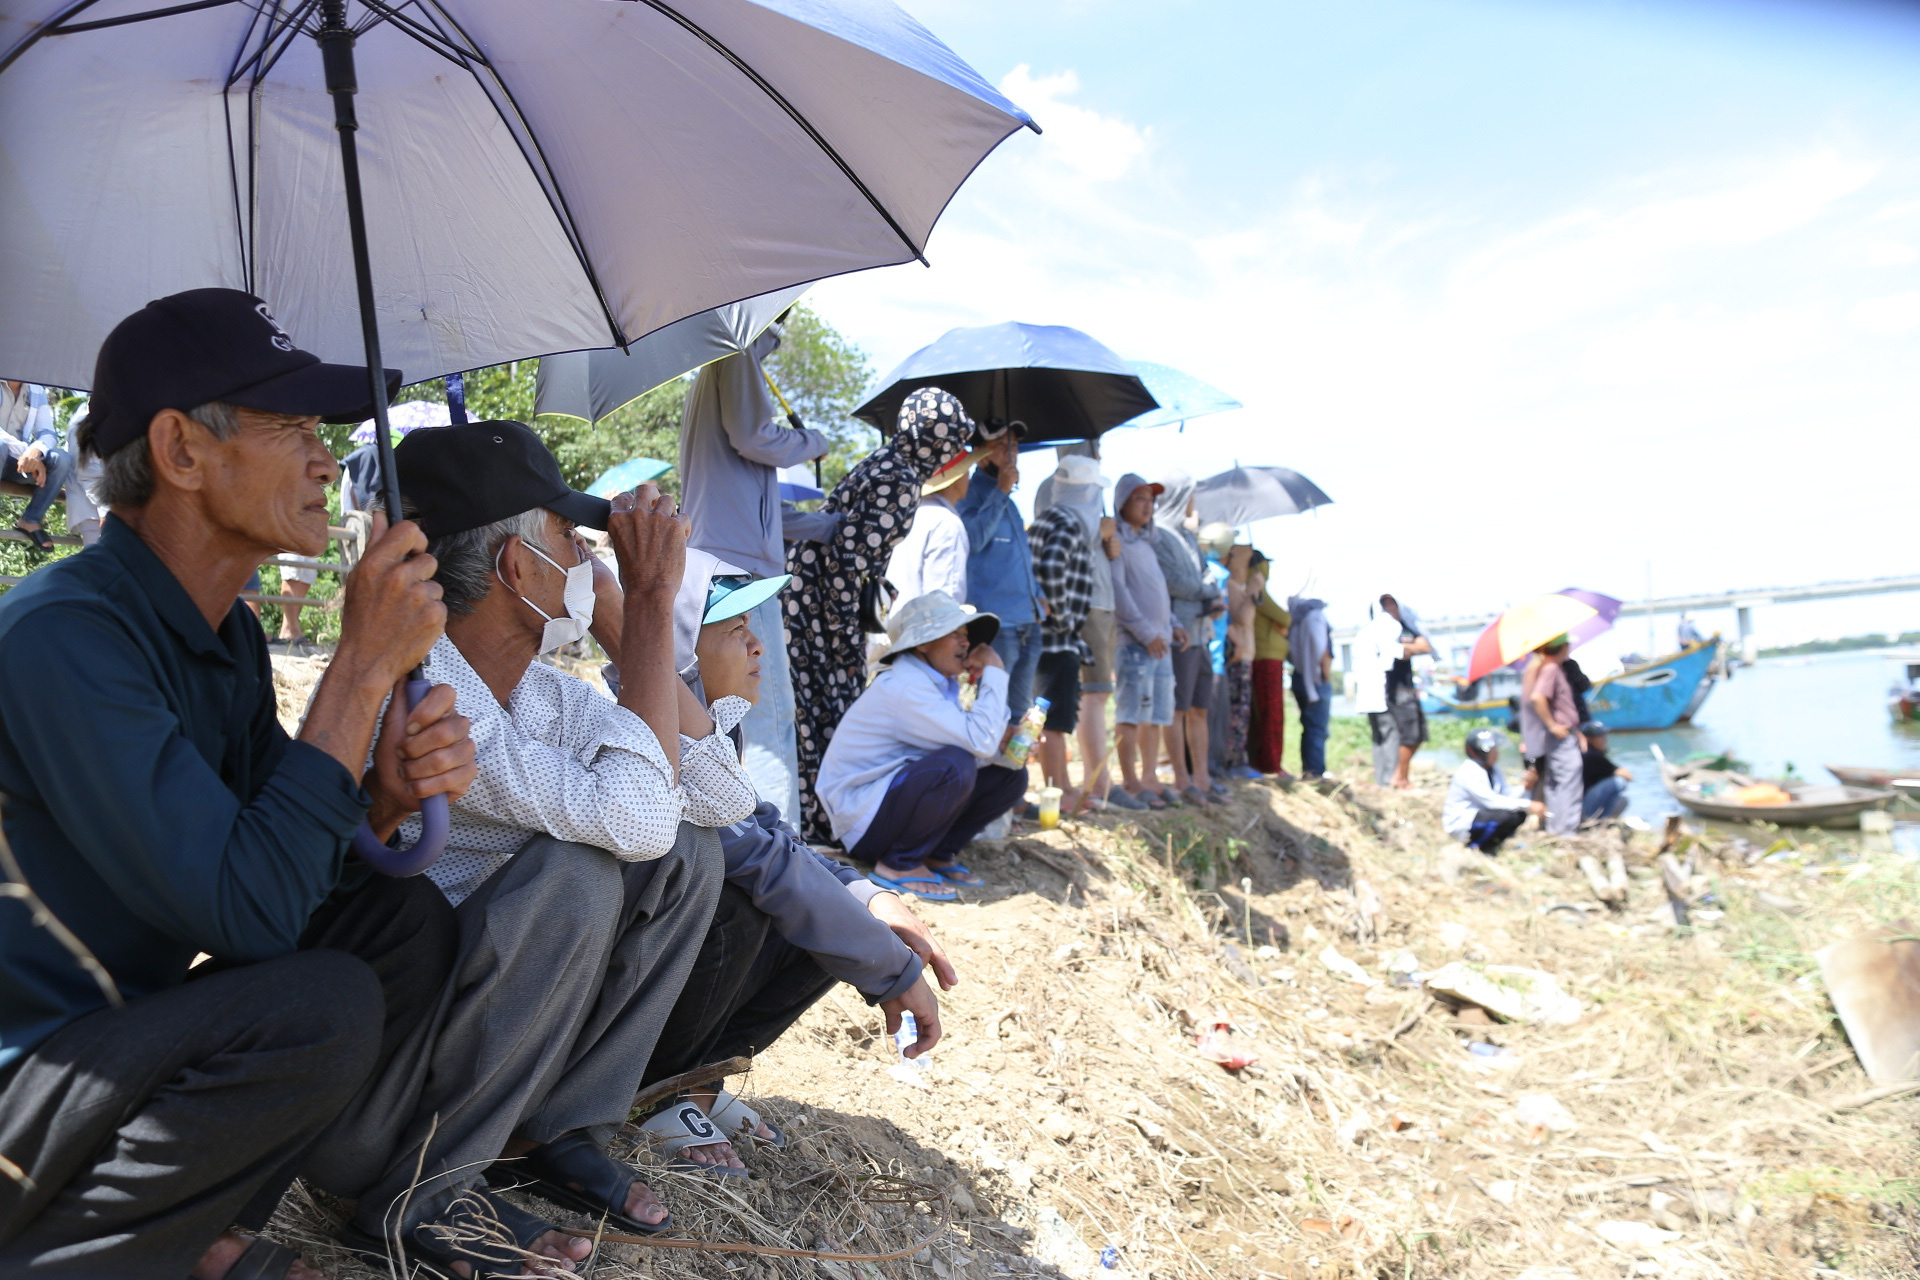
[0,289,476,1279]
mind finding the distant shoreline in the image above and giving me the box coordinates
[1758,631,1920,658]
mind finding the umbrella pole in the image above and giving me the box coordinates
[318,0,448,876]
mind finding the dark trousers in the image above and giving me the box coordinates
[0,874,457,1277]
[850,746,1026,872]
[1249,658,1288,774]
[1466,806,1528,854]
[642,883,840,1091]
[1292,673,1332,777]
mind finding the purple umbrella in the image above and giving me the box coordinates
[1505,588,1623,670]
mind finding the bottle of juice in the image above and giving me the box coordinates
[997,697,1050,769]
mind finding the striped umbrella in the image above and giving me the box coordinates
[1467,588,1623,681]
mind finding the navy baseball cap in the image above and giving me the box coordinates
[87,288,401,457]
[396,419,611,539]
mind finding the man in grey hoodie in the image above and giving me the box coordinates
[679,327,833,826]
[1287,594,1334,779]
[641,555,955,1172]
[1108,473,1187,809]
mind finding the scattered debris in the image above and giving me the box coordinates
[1318,944,1379,987]
[1423,961,1583,1026]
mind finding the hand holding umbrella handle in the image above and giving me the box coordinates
[351,677,450,877]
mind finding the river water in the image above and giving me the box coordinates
[1426,650,1920,821]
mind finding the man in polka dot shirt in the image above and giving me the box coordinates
[318,422,757,1273]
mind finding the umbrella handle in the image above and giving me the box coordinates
[351,677,451,877]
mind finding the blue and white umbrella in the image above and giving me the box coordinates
[586,457,674,499]
[1117,362,1240,431]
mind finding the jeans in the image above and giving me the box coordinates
[1113,642,1174,726]
[850,746,1027,872]
[1582,774,1629,821]
[1292,673,1332,777]
[990,619,1044,721]
[3,447,76,527]
[739,595,802,822]
[641,883,840,1091]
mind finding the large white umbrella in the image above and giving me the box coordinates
[0,0,1032,390]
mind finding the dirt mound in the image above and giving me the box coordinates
[262,665,1920,1278]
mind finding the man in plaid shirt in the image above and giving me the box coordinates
[1028,501,1096,811]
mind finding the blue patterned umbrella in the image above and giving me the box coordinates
[1116,362,1240,431]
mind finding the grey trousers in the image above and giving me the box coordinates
[1538,733,1584,836]
[1367,711,1400,785]
[309,825,722,1236]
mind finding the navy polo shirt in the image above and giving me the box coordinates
[0,516,369,1072]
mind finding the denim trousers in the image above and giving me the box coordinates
[1582,774,1629,821]
[990,619,1044,721]
[1291,672,1332,777]
[3,446,76,526]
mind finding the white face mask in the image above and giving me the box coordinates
[499,536,596,653]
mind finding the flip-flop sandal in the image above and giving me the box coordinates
[492,1129,680,1227]
[206,1236,304,1279]
[705,1089,788,1150]
[635,1099,752,1179]
[924,861,986,887]
[864,870,957,901]
[1130,788,1167,811]
[12,525,52,554]
[1158,788,1187,808]
[342,1185,587,1278]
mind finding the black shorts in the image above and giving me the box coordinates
[1388,685,1427,748]
[1035,651,1082,732]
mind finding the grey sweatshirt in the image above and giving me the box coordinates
[679,331,828,577]
[719,802,923,1004]
[1109,474,1174,649]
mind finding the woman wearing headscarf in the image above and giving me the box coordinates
[1149,470,1225,806]
[785,388,986,841]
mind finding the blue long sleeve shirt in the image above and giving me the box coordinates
[954,466,1041,625]
[0,517,369,1071]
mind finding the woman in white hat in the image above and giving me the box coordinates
[814,591,1026,901]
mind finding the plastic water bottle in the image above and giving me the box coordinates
[998,697,1050,769]
[894,1011,929,1071]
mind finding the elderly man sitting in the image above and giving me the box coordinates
[634,556,958,1172]
[816,591,1026,901]
[312,421,755,1277]
[0,289,475,1279]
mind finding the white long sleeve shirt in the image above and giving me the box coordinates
[405,636,758,905]
[1350,612,1403,715]
[1442,759,1532,840]
[884,496,968,605]
[816,654,1009,850]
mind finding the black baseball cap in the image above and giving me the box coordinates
[88,288,401,457]
[395,420,611,539]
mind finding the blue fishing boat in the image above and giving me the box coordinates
[1584,636,1722,731]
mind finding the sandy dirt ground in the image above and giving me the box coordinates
[266,656,1920,1279]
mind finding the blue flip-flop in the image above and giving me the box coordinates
[924,861,986,887]
[866,871,958,901]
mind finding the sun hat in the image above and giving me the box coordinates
[922,449,979,496]
[879,590,999,663]
[1052,453,1107,487]
[1197,521,1236,555]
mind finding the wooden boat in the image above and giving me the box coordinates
[1884,652,1920,723]
[1827,764,1920,788]
[1653,745,1894,828]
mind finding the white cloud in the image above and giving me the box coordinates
[807,70,1920,638]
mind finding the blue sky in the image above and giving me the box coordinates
[807,0,1920,652]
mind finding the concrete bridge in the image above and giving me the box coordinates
[1336,572,1920,662]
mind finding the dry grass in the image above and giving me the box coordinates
[262,657,1920,1278]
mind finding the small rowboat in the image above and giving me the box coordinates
[1827,764,1920,789]
[1653,745,1894,828]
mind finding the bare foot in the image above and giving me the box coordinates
[192,1233,326,1280]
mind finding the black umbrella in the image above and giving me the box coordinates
[854,321,1157,444]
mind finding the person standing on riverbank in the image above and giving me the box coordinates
[1520,637,1585,834]
[1247,553,1290,777]
[1287,592,1333,780]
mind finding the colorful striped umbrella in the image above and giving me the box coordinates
[1467,588,1624,681]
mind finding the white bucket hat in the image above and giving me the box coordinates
[880,590,999,663]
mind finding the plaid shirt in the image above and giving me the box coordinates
[1028,505,1095,663]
